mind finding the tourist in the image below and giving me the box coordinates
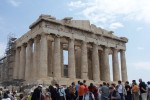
[2,92,11,100]
[78,82,85,100]
[106,83,110,88]
[83,87,95,100]
[49,85,58,100]
[116,80,126,100]
[31,85,44,100]
[139,78,147,100]
[45,88,52,100]
[147,81,150,100]
[55,84,66,100]
[132,82,139,100]
[65,86,71,100]
[88,83,98,100]
[11,91,17,100]
[125,81,132,100]
[19,94,24,100]
[98,84,103,100]
[75,80,80,99]
[100,82,109,100]
[69,82,76,100]
[108,87,121,100]
[83,80,87,87]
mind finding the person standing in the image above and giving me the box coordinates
[116,80,126,100]
[45,88,52,100]
[31,85,44,100]
[132,82,139,100]
[83,87,95,100]
[139,78,147,100]
[125,81,132,100]
[78,82,85,100]
[100,82,109,100]
[108,87,121,100]
[88,83,98,100]
[69,82,76,100]
[75,81,80,99]
[55,84,66,100]
[147,81,150,100]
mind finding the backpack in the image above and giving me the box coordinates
[69,86,75,95]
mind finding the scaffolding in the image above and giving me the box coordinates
[0,34,17,85]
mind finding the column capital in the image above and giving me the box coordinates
[28,39,34,45]
[22,43,27,47]
[34,35,41,42]
[120,49,126,52]
[16,46,21,50]
[111,48,119,52]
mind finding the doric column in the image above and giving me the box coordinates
[81,41,88,79]
[103,47,110,81]
[53,36,61,78]
[68,39,76,79]
[120,50,128,82]
[19,44,26,79]
[48,40,53,77]
[112,48,120,81]
[75,47,81,78]
[61,44,64,77]
[39,34,48,78]
[13,47,20,79]
[25,39,33,80]
[92,44,100,81]
[33,35,40,79]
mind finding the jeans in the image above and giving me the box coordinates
[101,95,108,100]
[125,95,132,100]
[119,93,124,100]
[79,96,83,100]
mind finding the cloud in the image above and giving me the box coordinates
[0,42,6,58]
[132,61,150,70]
[68,0,150,29]
[109,22,124,30]
[7,0,22,7]
[137,47,144,50]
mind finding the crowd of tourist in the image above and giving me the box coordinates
[0,78,150,100]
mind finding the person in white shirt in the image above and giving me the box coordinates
[117,80,126,100]
[83,87,95,100]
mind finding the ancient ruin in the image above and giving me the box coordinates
[0,15,128,85]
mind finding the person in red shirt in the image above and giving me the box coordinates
[78,82,85,100]
[88,83,98,100]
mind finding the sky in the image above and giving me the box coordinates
[0,0,150,83]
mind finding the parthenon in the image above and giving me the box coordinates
[0,15,128,85]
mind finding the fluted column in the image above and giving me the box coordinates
[53,36,61,78]
[112,49,120,81]
[13,47,20,79]
[33,36,40,79]
[120,50,128,82]
[81,41,88,79]
[103,47,110,81]
[48,40,53,77]
[92,44,100,81]
[39,34,48,78]
[19,44,26,79]
[68,39,76,79]
[25,40,33,80]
